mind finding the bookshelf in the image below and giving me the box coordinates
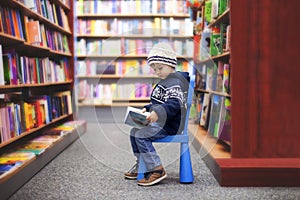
[75,0,194,108]
[0,0,86,198]
[188,0,300,186]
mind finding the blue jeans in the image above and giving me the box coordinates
[130,122,168,171]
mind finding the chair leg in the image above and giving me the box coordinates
[179,142,194,183]
[137,156,146,180]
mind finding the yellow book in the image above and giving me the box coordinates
[153,17,161,35]
[90,20,95,34]
[136,0,141,14]
[125,60,139,76]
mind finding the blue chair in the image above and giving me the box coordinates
[137,75,195,183]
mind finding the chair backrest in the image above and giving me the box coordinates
[153,74,195,143]
[182,75,195,135]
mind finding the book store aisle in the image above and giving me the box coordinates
[8,122,299,200]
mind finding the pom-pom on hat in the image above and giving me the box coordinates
[147,42,177,68]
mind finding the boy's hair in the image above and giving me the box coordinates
[147,42,177,68]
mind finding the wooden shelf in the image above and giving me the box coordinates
[0,33,24,46]
[0,121,87,199]
[78,102,148,107]
[189,122,231,159]
[0,114,73,148]
[76,75,157,79]
[196,51,230,65]
[209,8,230,27]
[76,34,193,38]
[4,0,71,35]
[194,88,231,98]
[77,13,190,18]
[76,54,193,59]
[189,122,300,186]
[0,81,73,93]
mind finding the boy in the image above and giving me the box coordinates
[124,42,190,186]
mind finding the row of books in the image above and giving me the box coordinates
[0,45,70,86]
[18,0,70,31]
[76,0,188,15]
[193,1,230,60]
[76,38,194,57]
[196,61,230,94]
[0,91,72,143]
[76,59,190,77]
[196,93,231,142]
[24,18,70,53]
[195,23,230,61]
[78,80,153,103]
[205,0,229,23]
[0,5,25,39]
[0,120,84,180]
[76,17,193,36]
[0,6,71,53]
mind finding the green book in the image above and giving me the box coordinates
[3,54,10,85]
[219,0,228,15]
[205,0,212,23]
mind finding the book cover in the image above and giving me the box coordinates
[17,141,51,155]
[0,151,35,179]
[0,44,4,85]
[124,106,150,129]
[31,134,61,143]
[0,163,22,179]
[199,93,211,129]
[0,151,35,164]
[26,20,41,45]
[218,98,231,142]
[208,95,224,137]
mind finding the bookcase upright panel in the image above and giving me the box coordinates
[0,0,86,198]
[188,0,300,186]
[230,0,300,158]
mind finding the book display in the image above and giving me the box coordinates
[188,0,300,186]
[0,1,86,198]
[75,0,194,107]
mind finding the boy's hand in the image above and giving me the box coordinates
[141,108,147,113]
[146,111,158,123]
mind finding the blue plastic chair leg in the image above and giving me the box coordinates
[179,142,194,183]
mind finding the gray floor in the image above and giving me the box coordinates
[9,122,300,200]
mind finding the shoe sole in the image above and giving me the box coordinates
[137,173,167,186]
[124,175,137,180]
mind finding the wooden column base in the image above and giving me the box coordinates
[189,123,300,186]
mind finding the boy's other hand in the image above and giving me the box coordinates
[146,111,158,123]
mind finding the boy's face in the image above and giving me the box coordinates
[151,63,175,79]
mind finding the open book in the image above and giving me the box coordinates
[124,106,150,129]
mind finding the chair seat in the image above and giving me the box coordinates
[154,134,189,143]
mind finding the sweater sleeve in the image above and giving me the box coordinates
[144,103,152,112]
[152,98,181,122]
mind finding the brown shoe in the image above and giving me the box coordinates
[137,166,167,186]
[124,164,138,180]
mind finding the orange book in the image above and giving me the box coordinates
[11,10,20,38]
[26,20,41,45]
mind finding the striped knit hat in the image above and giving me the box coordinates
[147,42,177,68]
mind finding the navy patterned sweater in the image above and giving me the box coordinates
[144,71,190,135]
